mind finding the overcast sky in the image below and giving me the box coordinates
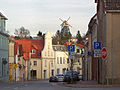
[0,0,96,36]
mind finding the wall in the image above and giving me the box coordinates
[106,12,120,84]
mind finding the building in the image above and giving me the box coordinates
[15,40,31,81]
[53,45,68,75]
[85,14,98,81]
[41,31,55,79]
[85,0,120,84]
[0,12,9,82]
[15,39,44,80]
[8,38,15,82]
[95,0,120,84]
[30,39,44,80]
[64,42,84,75]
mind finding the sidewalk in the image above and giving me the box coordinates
[60,80,120,88]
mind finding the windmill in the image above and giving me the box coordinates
[59,17,72,35]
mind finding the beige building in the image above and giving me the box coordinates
[8,38,15,82]
[87,0,120,84]
[41,31,55,79]
[30,58,42,79]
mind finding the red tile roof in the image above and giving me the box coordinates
[31,39,44,58]
[14,39,44,60]
[64,42,84,48]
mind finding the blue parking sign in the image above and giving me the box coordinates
[68,45,75,52]
[94,42,101,49]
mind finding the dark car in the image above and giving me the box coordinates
[49,76,57,82]
[64,71,79,82]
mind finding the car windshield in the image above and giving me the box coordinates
[65,71,78,76]
[56,74,63,76]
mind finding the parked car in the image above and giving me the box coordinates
[56,74,64,82]
[78,74,83,80]
[64,71,79,82]
[49,76,57,82]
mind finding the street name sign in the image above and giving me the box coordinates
[94,49,101,57]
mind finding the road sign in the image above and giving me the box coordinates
[94,49,101,57]
[102,47,107,60]
[87,51,94,56]
[9,75,12,81]
[68,45,75,52]
[94,42,101,49]
[14,64,18,68]
[9,64,12,69]
[69,51,75,56]
[69,55,75,60]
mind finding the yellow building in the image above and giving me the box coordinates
[8,38,15,82]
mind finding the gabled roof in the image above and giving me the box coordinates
[14,39,44,60]
[31,39,44,58]
[0,12,8,20]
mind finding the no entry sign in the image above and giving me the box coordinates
[101,47,107,60]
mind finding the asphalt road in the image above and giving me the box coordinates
[0,80,120,90]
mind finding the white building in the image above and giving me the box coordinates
[53,45,68,75]
[41,31,69,79]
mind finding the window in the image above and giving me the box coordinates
[51,70,54,76]
[48,50,50,56]
[33,61,37,66]
[45,60,47,67]
[60,57,62,64]
[76,49,80,53]
[57,57,59,64]
[51,61,53,67]
[31,49,36,54]
[18,57,20,61]
[63,57,65,64]
[30,62,32,65]
[57,69,60,74]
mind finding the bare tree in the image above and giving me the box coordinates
[14,26,30,38]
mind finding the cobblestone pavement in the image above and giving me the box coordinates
[0,80,120,90]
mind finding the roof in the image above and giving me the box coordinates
[14,39,44,60]
[0,12,8,20]
[31,39,44,58]
[105,0,120,10]
[64,42,84,48]
[53,45,67,51]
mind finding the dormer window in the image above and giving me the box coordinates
[76,49,80,53]
[31,49,36,54]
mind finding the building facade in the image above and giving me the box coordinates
[41,32,55,79]
[0,12,9,82]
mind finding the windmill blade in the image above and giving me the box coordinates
[59,18,64,22]
[67,16,70,22]
[68,24,72,27]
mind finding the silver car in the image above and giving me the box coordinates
[56,74,64,82]
[78,74,83,80]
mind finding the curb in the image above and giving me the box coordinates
[58,82,120,88]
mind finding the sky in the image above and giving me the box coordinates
[0,0,96,36]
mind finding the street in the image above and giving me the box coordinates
[0,80,120,90]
